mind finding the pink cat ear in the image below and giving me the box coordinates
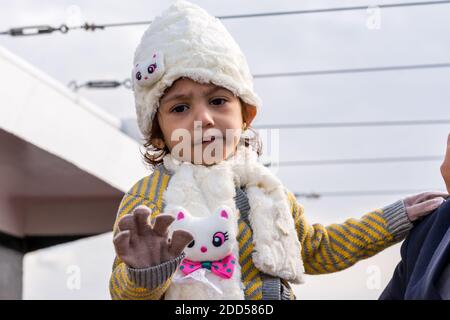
[177,211,185,220]
[220,210,229,219]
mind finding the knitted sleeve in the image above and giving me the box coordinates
[286,191,413,274]
[109,173,177,300]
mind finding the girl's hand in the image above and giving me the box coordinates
[403,191,449,222]
[113,205,193,269]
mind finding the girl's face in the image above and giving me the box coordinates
[157,78,247,165]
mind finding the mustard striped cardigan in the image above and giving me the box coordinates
[109,164,411,300]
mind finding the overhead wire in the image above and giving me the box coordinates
[2,1,450,36]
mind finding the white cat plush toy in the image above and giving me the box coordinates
[164,205,245,300]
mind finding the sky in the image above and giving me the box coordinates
[0,0,449,299]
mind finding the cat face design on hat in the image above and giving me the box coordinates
[133,51,165,88]
[170,205,236,262]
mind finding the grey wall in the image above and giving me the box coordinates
[0,245,23,299]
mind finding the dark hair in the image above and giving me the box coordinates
[141,98,263,169]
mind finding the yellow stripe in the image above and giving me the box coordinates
[338,222,372,248]
[302,228,337,273]
[308,255,329,274]
[303,227,315,258]
[330,224,364,252]
[360,219,387,241]
[117,267,145,299]
[365,215,391,238]
[157,173,170,208]
[326,226,359,256]
[374,208,384,215]
[110,273,121,299]
[238,228,251,248]
[292,206,301,231]
[138,176,150,199]
[130,182,140,195]
[340,222,373,248]
[370,212,387,226]
[118,195,144,220]
[119,267,151,298]
[345,219,378,243]
[313,230,334,265]
[240,243,254,262]
[116,194,135,217]
[115,198,154,235]
[244,267,259,282]
[305,261,324,274]
[115,262,169,300]
[238,220,246,234]
[245,278,259,294]
[148,169,160,202]
[253,291,263,300]
[240,259,254,275]
[149,203,159,219]
[310,226,325,252]
[245,277,262,300]
[307,228,332,273]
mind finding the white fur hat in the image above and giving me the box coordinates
[132,0,261,136]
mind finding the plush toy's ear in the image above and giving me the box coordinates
[177,211,185,221]
[214,205,232,220]
[173,206,191,222]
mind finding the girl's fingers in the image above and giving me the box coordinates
[133,206,152,235]
[152,214,175,236]
[169,230,194,257]
[113,230,131,257]
[118,214,136,232]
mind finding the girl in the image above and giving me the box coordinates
[110,1,448,300]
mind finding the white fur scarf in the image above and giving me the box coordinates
[162,145,305,299]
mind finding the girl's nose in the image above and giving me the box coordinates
[200,246,207,253]
[194,105,214,127]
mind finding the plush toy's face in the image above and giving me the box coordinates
[170,206,236,262]
[133,51,165,88]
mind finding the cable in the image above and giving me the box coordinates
[68,61,450,92]
[2,1,450,36]
[294,188,444,199]
[0,24,69,36]
[218,0,450,19]
[253,63,450,79]
[67,79,131,91]
[254,119,450,129]
[264,155,443,167]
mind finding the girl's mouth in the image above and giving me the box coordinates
[202,136,216,144]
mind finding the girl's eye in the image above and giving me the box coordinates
[187,240,195,248]
[171,105,189,113]
[210,98,227,106]
[212,232,228,247]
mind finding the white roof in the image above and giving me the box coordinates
[0,46,149,237]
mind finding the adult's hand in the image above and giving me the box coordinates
[441,133,450,193]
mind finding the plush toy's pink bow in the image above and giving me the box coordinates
[179,253,236,279]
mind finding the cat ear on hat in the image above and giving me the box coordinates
[133,51,165,88]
